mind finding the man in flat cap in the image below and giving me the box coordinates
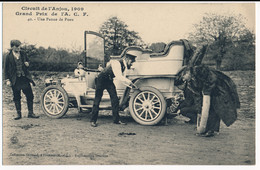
[90,51,137,127]
[4,40,39,120]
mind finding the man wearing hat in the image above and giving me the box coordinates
[4,40,39,120]
[90,51,137,127]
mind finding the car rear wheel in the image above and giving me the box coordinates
[41,85,69,118]
[129,86,166,125]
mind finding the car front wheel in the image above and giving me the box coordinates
[41,85,69,118]
[129,86,166,125]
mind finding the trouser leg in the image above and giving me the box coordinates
[14,100,21,113]
[26,100,39,118]
[206,110,220,133]
[27,100,33,114]
[106,83,120,123]
[22,83,39,118]
[12,87,22,119]
[90,88,104,123]
[213,116,220,132]
[14,101,22,120]
[180,107,198,123]
[22,85,34,114]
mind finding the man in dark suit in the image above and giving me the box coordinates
[174,67,200,124]
[4,40,39,120]
[90,51,137,127]
[175,86,199,124]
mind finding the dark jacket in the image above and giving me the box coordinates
[4,50,34,86]
[189,65,240,126]
[174,68,201,112]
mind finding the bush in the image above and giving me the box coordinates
[29,62,77,72]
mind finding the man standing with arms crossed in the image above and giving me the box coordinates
[90,51,137,127]
[4,40,39,120]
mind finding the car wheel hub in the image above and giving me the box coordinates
[51,97,59,104]
[143,101,152,110]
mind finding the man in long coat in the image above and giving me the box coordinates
[178,65,240,137]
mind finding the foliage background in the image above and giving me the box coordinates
[2,14,255,72]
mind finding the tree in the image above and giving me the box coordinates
[57,48,69,63]
[224,29,255,70]
[188,13,254,70]
[99,16,144,57]
[20,43,39,59]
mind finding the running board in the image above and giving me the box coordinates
[79,105,112,110]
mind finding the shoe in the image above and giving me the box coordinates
[14,115,22,120]
[114,121,127,125]
[196,131,215,137]
[28,113,39,118]
[204,131,215,137]
[14,111,22,120]
[184,120,196,124]
[91,122,97,127]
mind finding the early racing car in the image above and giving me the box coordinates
[40,31,192,125]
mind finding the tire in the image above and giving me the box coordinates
[129,86,167,125]
[41,85,69,118]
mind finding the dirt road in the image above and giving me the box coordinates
[1,71,256,165]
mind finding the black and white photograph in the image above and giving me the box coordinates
[0,2,258,169]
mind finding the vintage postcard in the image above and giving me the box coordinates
[1,2,257,169]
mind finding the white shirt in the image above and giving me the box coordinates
[12,51,20,59]
[110,59,132,86]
